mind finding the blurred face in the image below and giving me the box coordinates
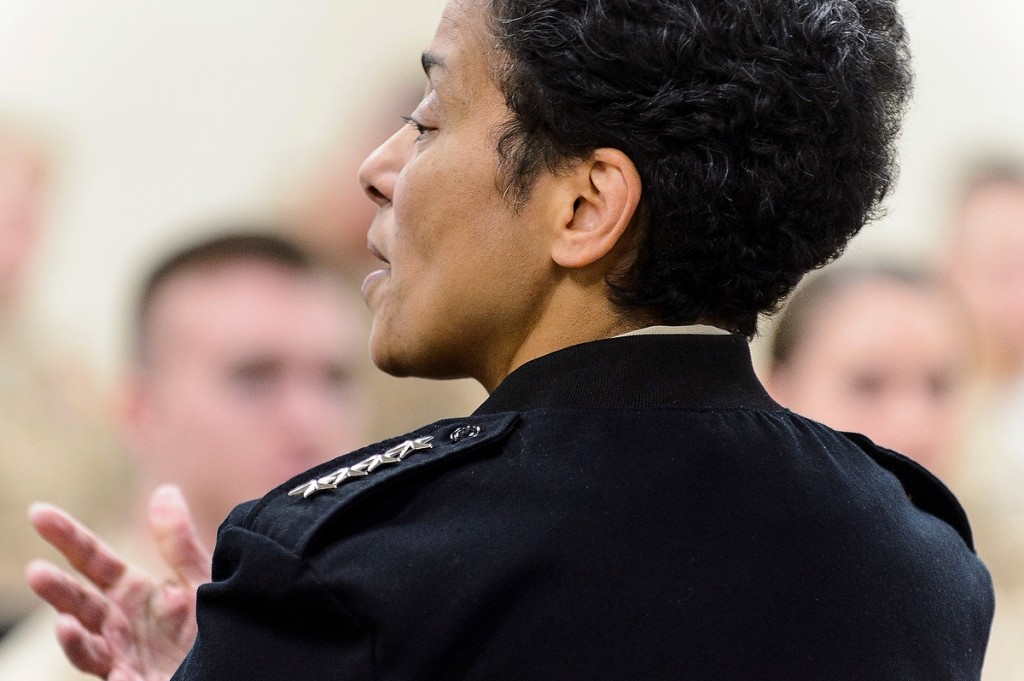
[357,0,560,390]
[0,142,45,304]
[949,182,1024,375]
[769,279,969,472]
[131,261,368,534]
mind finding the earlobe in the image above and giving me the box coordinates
[117,374,151,459]
[551,148,642,270]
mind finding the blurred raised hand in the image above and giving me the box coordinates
[25,485,209,681]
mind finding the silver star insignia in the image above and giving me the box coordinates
[317,466,369,489]
[387,436,434,462]
[351,455,384,474]
[288,436,434,500]
[288,478,332,499]
[379,450,404,465]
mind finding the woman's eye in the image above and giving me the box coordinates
[401,115,433,138]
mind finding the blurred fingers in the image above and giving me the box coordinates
[26,560,110,633]
[28,503,126,590]
[55,613,113,677]
[153,581,199,643]
[149,485,212,586]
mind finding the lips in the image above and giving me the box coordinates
[362,241,392,299]
[367,241,390,266]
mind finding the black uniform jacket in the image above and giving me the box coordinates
[173,334,993,680]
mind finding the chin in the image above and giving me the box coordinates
[367,330,417,378]
[368,329,472,382]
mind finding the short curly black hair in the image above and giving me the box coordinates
[486,0,913,336]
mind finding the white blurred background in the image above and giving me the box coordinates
[1,0,1022,382]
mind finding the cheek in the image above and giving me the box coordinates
[391,190,442,282]
[789,362,846,407]
[331,406,369,451]
[394,139,501,239]
[394,150,451,223]
[794,366,877,425]
[186,386,277,453]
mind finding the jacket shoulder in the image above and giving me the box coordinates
[841,430,976,550]
[224,412,520,557]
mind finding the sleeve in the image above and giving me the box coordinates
[171,526,375,681]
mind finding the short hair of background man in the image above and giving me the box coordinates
[133,232,319,363]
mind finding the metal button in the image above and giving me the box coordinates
[449,425,481,442]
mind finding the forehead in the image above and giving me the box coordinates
[813,279,957,342]
[784,285,963,378]
[144,260,356,353]
[435,0,487,47]
[427,0,497,95]
[959,182,1024,245]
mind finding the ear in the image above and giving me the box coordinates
[550,148,642,269]
[116,370,153,461]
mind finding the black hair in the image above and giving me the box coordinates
[486,0,913,336]
[957,159,1024,205]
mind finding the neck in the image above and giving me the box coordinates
[475,288,646,393]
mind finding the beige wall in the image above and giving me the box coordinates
[855,0,1024,259]
[1,0,1021,380]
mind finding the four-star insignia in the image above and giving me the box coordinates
[289,436,435,499]
[351,455,385,474]
[389,436,435,461]
[289,479,328,499]
[316,466,368,490]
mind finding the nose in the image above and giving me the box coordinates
[275,377,336,453]
[358,125,414,207]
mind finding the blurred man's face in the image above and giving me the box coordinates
[769,279,969,472]
[357,0,560,390]
[0,142,45,305]
[129,260,368,534]
[949,182,1024,376]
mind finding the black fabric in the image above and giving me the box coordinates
[174,334,994,681]
[477,333,780,413]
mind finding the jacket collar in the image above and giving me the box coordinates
[475,333,782,414]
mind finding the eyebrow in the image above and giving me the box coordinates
[421,51,447,78]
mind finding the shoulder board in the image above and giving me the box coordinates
[237,412,519,555]
[843,430,975,550]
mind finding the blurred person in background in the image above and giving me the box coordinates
[0,231,371,679]
[947,162,1024,389]
[945,160,1024,681]
[285,83,486,440]
[946,162,1024,474]
[118,231,371,547]
[765,262,973,476]
[0,124,43,307]
[0,121,124,640]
